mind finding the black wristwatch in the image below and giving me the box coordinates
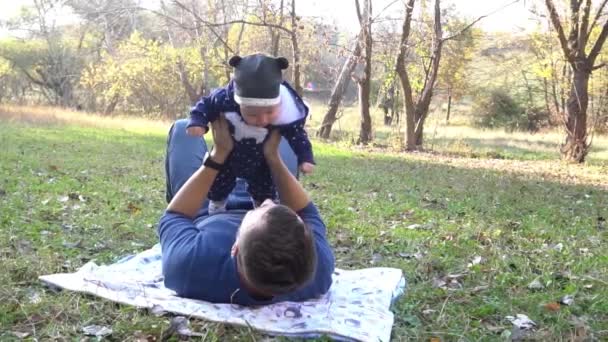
[203,151,225,171]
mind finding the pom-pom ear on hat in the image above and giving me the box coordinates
[275,57,289,70]
[229,55,242,67]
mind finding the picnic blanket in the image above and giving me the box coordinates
[40,244,406,342]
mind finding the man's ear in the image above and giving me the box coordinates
[231,242,239,258]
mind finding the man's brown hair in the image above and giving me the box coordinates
[237,204,317,295]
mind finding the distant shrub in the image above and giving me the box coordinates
[472,89,550,132]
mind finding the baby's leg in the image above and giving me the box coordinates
[247,162,277,207]
[208,166,236,214]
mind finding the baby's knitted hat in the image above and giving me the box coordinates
[229,53,289,106]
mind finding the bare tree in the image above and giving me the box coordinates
[395,0,485,150]
[316,37,363,139]
[171,0,303,95]
[1,0,84,107]
[544,0,608,162]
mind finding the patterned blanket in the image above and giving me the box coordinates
[39,244,406,342]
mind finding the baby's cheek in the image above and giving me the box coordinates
[242,115,256,125]
[269,112,281,123]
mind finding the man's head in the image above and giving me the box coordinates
[232,200,317,298]
[229,53,289,127]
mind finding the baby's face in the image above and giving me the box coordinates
[240,104,281,127]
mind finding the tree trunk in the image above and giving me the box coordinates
[395,0,417,150]
[356,0,373,144]
[445,92,452,124]
[317,38,362,139]
[286,0,302,95]
[104,94,120,115]
[177,59,199,105]
[562,68,590,162]
[358,79,373,143]
[414,115,424,146]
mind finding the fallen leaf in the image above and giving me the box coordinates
[506,314,537,330]
[398,252,424,260]
[430,337,441,342]
[112,222,126,229]
[370,253,383,265]
[471,285,490,293]
[482,321,506,333]
[560,294,574,306]
[82,325,113,337]
[422,309,437,315]
[150,304,166,317]
[58,195,69,203]
[62,240,82,248]
[127,202,141,214]
[467,255,483,268]
[543,302,561,312]
[161,317,203,341]
[12,331,30,339]
[552,243,564,252]
[527,278,545,290]
[133,331,157,342]
[27,289,42,304]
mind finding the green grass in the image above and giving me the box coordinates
[1,106,607,341]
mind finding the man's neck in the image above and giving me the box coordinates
[236,262,274,301]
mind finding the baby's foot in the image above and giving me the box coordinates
[208,199,227,214]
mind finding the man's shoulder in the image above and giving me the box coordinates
[160,212,242,301]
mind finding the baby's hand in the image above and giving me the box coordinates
[186,126,206,137]
[299,162,315,175]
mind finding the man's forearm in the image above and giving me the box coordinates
[167,149,228,218]
[267,155,310,212]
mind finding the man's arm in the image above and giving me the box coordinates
[167,115,234,218]
[263,130,310,212]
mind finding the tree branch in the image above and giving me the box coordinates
[589,0,608,32]
[588,19,608,63]
[545,0,575,64]
[145,3,234,54]
[568,0,582,54]
[443,0,520,42]
[592,62,606,70]
[579,0,592,50]
[355,0,363,25]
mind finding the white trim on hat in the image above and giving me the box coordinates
[234,94,281,107]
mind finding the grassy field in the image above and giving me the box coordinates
[307,100,608,165]
[1,104,607,341]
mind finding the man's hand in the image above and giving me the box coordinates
[186,126,206,137]
[263,129,282,164]
[299,162,315,175]
[209,114,234,162]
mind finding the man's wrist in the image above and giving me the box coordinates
[210,148,230,164]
